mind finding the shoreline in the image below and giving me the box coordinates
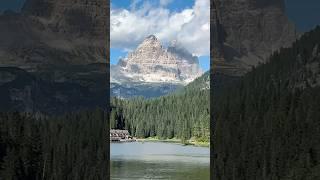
[135,137,210,147]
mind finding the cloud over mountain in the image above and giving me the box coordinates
[111,0,209,56]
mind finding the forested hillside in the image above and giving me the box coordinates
[213,26,320,179]
[0,109,108,179]
[110,72,210,143]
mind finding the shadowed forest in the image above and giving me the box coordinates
[0,109,108,179]
[213,27,320,179]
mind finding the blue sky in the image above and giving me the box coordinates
[111,0,194,13]
[0,0,25,13]
[111,0,210,71]
[285,0,320,32]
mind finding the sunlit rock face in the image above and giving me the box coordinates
[112,35,203,85]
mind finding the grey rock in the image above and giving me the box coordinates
[213,0,297,76]
[112,35,203,84]
[0,0,109,114]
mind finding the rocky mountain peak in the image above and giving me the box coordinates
[111,35,203,84]
[146,34,158,41]
[136,34,163,53]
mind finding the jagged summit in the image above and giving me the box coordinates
[111,35,203,84]
[146,35,157,40]
[135,35,163,58]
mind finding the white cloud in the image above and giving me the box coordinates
[110,0,209,56]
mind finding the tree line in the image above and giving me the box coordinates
[0,109,108,179]
[110,72,210,143]
[213,26,320,179]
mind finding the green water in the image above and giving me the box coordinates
[110,142,210,180]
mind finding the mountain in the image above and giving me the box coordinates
[213,26,320,180]
[110,82,182,99]
[110,35,203,98]
[212,0,297,76]
[22,0,107,38]
[0,0,108,114]
[111,35,202,84]
[182,71,210,93]
[0,0,107,70]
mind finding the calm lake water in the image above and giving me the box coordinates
[110,142,210,180]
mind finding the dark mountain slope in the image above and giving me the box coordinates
[0,64,107,114]
[0,0,108,114]
[213,26,320,180]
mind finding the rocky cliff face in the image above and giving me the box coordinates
[0,0,108,114]
[112,35,203,85]
[0,0,108,70]
[22,0,107,37]
[213,0,297,75]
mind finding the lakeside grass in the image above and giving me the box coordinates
[136,136,210,147]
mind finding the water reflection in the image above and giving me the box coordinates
[111,142,209,180]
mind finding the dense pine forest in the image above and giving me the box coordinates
[213,26,320,179]
[110,72,210,143]
[0,109,108,179]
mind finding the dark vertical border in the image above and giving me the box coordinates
[210,0,214,179]
[105,0,111,179]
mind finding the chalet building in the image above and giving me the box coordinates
[110,129,135,142]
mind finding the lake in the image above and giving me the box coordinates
[110,141,210,180]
